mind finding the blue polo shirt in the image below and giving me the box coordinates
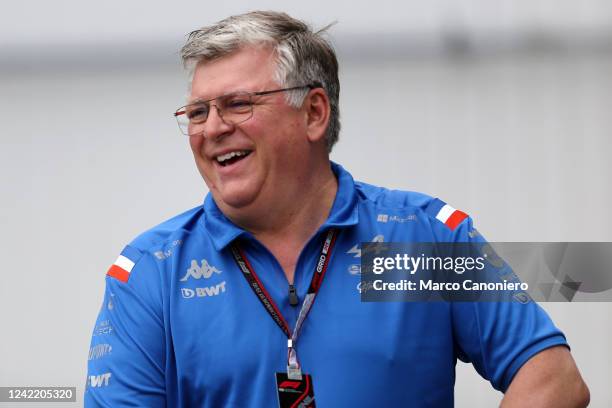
[85,163,567,407]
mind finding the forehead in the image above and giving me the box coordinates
[189,46,278,102]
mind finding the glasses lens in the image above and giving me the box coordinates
[174,92,254,136]
[175,109,190,135]
[176,103,209,136]
[218,93,253,125]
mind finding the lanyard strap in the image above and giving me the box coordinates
[230,228,338,378]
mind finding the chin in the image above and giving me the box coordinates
[214,188,259,210]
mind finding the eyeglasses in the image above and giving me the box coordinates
[174,84,318,136]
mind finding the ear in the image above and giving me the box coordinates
[304,88,331,143]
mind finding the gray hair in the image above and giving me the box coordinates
[180,11,341,152]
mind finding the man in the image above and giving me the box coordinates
[86,11,589,407]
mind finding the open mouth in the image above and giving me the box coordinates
[215,150,252,167]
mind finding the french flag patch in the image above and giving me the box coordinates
[106,246,142,283]
[426,198,468,231]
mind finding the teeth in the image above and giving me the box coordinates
[216,150,250,163]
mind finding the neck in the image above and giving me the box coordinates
[254,170,337,244]
[253,163,336,235]
[225,160,337,283]
[254,165,337,284]
[225,160,337,241]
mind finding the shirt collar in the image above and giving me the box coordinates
[202,161,359,251]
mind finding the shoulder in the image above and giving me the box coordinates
[105,205,205,284]
[354,180,470,233]
[354,180,432,209]
[127,205,205,256]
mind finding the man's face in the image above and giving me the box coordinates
[188,46,309,213]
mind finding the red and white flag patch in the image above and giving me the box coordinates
[107,255,135,283]
[435,204,468,231]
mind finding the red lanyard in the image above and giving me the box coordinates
[230,228,338,379]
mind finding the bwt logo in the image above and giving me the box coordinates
[181,281,227,299]
[88,372,111,388]
[181,259,222,281]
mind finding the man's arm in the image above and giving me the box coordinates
[501,346,590,407]
[85,247,166,407]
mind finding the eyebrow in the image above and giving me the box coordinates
[186,98,208,105]
[187,88,259,105]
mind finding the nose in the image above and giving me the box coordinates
[202,104,234,140]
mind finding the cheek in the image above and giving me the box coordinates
[250,115,301,153]
[189,136,204,157]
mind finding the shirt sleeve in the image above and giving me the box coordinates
[429,208,569,392]
[85,246,166,407]
[452,297,568,392]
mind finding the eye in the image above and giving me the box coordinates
[186,105,209,122]
[223,95,252,111]
[228,99,250,107]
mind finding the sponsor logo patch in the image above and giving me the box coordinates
[88,372,111,388]
[181,259,222,281]
[347,234,385,258]
[154,239,183,260]
[88,344,112,360]
[357,281,375,294]
[377,214,389,223]
[93,320,113,337]
[389,214,416,223]
[348,264,361,275]
[181,281,227,299]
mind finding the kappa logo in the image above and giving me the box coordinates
[181,259,222,281]
[88,372,111,388]
[181,281,227,299]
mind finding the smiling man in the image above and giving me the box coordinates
[183,45,338,282]
[85,11,589,407]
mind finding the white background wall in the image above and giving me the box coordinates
[1,1,611,406]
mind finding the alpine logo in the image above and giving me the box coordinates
[181,259,222,281]
[181,281,227,299]
[88,372,111,388]
[347,234,385,258]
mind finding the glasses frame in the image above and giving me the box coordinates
[174,83,320,136]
